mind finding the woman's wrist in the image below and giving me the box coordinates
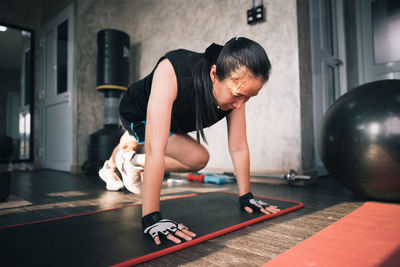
[142,211,162,230]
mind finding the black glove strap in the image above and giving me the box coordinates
[239,192,254,204]
[142,211,162,230]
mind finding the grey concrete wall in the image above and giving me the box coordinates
[74,0,132,169]
[75,0,303,173]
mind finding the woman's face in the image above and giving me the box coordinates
[210,65,264,111]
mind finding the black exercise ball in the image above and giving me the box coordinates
[318,79,400,202]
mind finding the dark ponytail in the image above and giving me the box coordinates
[192,44,223,144]
[193,37,271,144]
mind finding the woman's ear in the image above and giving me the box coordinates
[210,64,217,82]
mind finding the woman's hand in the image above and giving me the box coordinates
[151,222,196,245]
[239,192,280,215]
[142,212,196,245]
[244,204,280,215]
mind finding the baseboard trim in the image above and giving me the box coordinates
[70,164,84,174]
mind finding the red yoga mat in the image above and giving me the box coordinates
[263,202,400,267]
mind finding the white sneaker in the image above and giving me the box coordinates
[98,160,124,191]
[115,150,143,194]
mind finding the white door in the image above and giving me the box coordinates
[41,5,74,171]
[310,0,347,175]
[358,0,400,82]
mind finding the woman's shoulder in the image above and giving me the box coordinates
[164,49,203,76]
[165,48,203,59]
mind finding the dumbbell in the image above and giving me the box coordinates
[186,173,236,185]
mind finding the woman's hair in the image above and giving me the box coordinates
[216,37,271,82]
[194,37,271,144]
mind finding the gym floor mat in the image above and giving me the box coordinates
[262,202,400,267]
[0,192,303,266]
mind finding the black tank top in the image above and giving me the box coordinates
[119,48,231,135]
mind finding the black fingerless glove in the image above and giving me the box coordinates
[142,211,184,239]
[239,192,270,211]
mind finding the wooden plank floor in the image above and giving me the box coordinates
[0,170,368,266]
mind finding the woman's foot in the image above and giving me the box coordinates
[115,150,143,194]
[98,160,124,191]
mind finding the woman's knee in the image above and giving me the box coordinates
[165,134,209,171]
[189,148,209,171]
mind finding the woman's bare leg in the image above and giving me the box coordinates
[109,132,207,173]
[107,131,143,168]
[133,134,208,172]
[163,134,209,172]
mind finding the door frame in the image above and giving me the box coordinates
[310,0,348,175]
[40,4,75,171]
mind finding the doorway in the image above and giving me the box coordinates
[0,23,34,164]
[40,4,74,171]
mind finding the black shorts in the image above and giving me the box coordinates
[120,116,174,145]
[120,116,146,145]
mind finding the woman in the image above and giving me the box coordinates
[99,37,280,245]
